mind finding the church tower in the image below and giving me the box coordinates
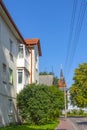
[58,65,66,91]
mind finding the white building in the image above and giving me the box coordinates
[25,39,42,84]
[17,44,30,93]
[67,89,78,111]
[17,38,42,93]
[67,89,87,112]
[0,1,42,126]
[0,1,26,126]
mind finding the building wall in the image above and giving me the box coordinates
[17,44,29,93]
[32,45,39,84]
[39,75,54,86]
[67,89,87,112]
[0,15,19,126]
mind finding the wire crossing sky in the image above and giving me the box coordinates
[64,0,78,75]
[65,0,87,79]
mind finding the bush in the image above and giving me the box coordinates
[17,84,64,125]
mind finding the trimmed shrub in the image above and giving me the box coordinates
[17,84,64,125]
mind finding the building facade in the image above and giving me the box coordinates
[0,1,42,126]
[17,44,30,93]
[25,39,42,84]
[0,1,26,126]
[39,75,54,86]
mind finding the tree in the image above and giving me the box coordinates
[17,84,64,125]
[53,76,59,86]
[70,63,87,108]
[39,71,54,75]
[39,72,48,75]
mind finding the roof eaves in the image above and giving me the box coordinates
[25,38,42,56]
[0,0,26,44]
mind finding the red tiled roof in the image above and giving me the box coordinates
[58,79,66,88]
[25,38,42,56]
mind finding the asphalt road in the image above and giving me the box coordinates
[69,117,87,130]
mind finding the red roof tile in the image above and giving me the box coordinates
[25,38,42,56]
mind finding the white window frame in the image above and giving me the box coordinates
[18,45,24,58]
[9,68,13,85]
[18,69,23,84]
[8,99,13,115]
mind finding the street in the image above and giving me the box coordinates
[69,117,87,130]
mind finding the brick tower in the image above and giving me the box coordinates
[58,65,66,91]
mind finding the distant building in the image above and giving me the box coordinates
[58,66,66,91]
[39,74,54,86]
[67,88,87,112]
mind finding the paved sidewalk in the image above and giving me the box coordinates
[55,117,74,130]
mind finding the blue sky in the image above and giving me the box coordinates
[3,0,87,88]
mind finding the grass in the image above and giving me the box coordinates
[0,120,59,130]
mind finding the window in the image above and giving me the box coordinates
[10,39,13,53]
[19,45,23,58]
[36,61,38,71]
[9,39,13,61]
[8,99,13,123]
[2,63,7,82]
[8,99,13,115]
[18,69,23,84]
[9,68,13,84]
[2,63,6,72]
[25,70,29,84]
[25,46,29,57]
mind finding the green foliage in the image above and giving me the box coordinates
[67,109,87,117]
[0,120,59,130]
[70,63,87,108]
[39,72,48,75]
[53,76,59,86]
[39,71,54,75]
[17,84,64,125]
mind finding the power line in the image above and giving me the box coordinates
[64,0,78,74]
[68,0,87,71]
[65,0,87,81]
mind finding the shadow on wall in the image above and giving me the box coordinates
[0,39,19,126]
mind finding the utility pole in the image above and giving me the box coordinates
[58,65,67,119]
[64,84,67,120]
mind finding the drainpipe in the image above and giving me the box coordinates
[30,48,32,84]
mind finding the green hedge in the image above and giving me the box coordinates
[17,84,64,125]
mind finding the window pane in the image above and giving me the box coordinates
[25,71,29,84]
[9,68,13,84]
[10,39,13,53]
[19,45,23,58]
[18,70,23,84]
[8,99,13,114]
[3,63,6,72]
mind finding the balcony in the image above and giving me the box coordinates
[17,58,29,71]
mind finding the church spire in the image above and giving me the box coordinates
[58,65,66,91]
[60,64,63,79]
